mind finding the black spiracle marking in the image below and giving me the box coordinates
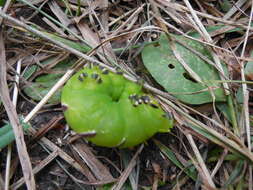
[78,73,88,82]
[116,71,123,75]
[162,112,173,119]
[129,94,145,107]
[97,78,103,84]
[102,69,109,74]
[81,73,88,78]
[141,96,150,104]
[99,66,104,70]
[150,103,159,109]
[91,73,99,79]
[78,75,83,82]
[115,67,123,75]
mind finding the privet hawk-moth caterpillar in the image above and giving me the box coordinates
[61,64,173,148]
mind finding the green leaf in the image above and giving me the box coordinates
[245,51,253,80]
[236,87,244,104]
[207,148,241,162]
[22,56,73,80]
[0,0,6,6]
[220,0,232,12]
[187,25,243,39]
[22,65,38,80]
[44,32,91,53]
[142,34,226,104]
[0,117,30,149]
[23,73,62,104]
[216,103,233,122]
[23,58,75,104]
[98,183,132,190]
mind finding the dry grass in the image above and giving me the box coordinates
[0,0,253,189]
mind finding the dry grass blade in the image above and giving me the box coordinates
[183,0,229,95]
[0,176,4,189]
[170,40,203,84]
[28,126,96,181]
[159,96,253,163]
[76,21,115,65]
[223,0,248,19]
[0,29,35,189]
[112,144,144,190]
[1,0,253,189]
[71,141,114,181]
[0,10,102,67]
[156,0,253,31]
[4,59,21,190]
[48,0,78,34]
[11,150,59,190]
[0,0,11,24]
[239,1,253,189]
[186,134,215,188]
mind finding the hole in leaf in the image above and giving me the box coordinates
[168,64,175,69]
[183,72,198,83]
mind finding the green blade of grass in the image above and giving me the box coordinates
[222,160,244,188]
[154,140,197,181]
[0,118,30,149]
[44,32,91,53]
[0,122,12,136]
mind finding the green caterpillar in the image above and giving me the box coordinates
[61,64,173,148]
